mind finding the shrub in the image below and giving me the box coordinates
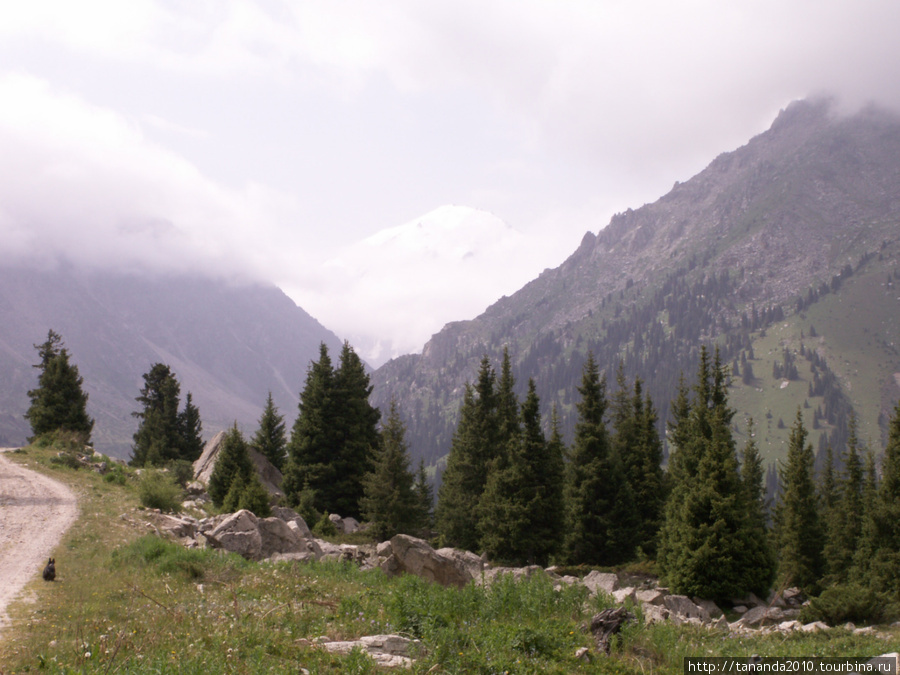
[138,470,183,512]
[799,583,900,625]
[313,513,339,537]
[167,459,195,488]
[33,429,90,453]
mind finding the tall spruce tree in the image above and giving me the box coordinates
[361,399,418,541]
[331,341,381,518]
[179,392,204,462]
[822,416,864,582]
[25,330,94,443]
[658,347,773,599]
[564,352,636,565]
[283,343,337,508]
[131,364,188,466]
[251,392,287,471]
[854,401,900,593]
[283,342,379,519]
[435,356,498,550]
[774,408,824,590]
[480,379,564,565]
[612,370,665,557]
[413,459,434,534]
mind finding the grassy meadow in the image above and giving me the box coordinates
[2,443,899,674]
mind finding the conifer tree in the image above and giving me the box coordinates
[480,379,564,565]
[178,392,204,462]
[819,444,840,577]
[131,364,184,466]
[25,330,94,443]
[283,343,338,509]
[854,401,900,593]
[739,417,777,591]
[495,346,519,449]
[413,459,434,534]
[564,352,635,565]
[435,356,498,550]
[658,347,773,599]
[613,371,665,557]
[209,423,256,509]
[284,342,380,518]
[774,408,824,590]
[822,416,864,582]
[361,399,418,541]
[331,341,381,518]
[251,391,287,471]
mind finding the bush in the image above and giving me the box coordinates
[799,583,900,625]
[49,452,83,470]
[33,429,91,453]
[313,513,339,538]
[138,470,183,512]
[167,459,195,488]
[103,464,128,485]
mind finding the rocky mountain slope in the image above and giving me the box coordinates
[372,98,900,467]
[0,266,343,458]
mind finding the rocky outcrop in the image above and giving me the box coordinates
[380,535,479,588]
[192,432,284,499]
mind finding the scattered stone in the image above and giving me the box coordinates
[636,589,665,605]
[663,595,710,623]
[145,512,198,539]
[739,605,785,627]
[642,604,670,625]
[613,587,636,604]
[582,571,619,596]
[320,634,418,669]
[732,605,748,615]
[778,620,801,632]
[693,598,724,619]
[800,621,829,633]
[575,646,591,661]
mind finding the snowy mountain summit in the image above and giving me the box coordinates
[307,205,549,367]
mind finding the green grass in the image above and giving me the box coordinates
[3,443,900,673]
[726,250,900,464]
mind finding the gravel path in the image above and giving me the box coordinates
[0,449,78,631]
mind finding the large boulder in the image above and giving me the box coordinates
[383,535,477,588]
[204,509,263,560]
[258,517,307,559]
[582,571,619,596]
[192,431,284,499]
[662,595,711,623]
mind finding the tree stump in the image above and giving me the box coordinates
[590,607,634,654]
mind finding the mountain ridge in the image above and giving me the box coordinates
[0,265,344,458]
[371,98,900,467]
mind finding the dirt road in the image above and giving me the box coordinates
[0,449,78,631]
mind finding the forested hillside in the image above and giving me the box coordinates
[0,267,343,458]
[372,98,900,470]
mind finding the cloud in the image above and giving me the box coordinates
[0,73,301,279]
[286,205,568,365]
[3,0,900,360]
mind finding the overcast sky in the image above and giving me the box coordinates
[2,1,899,365]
